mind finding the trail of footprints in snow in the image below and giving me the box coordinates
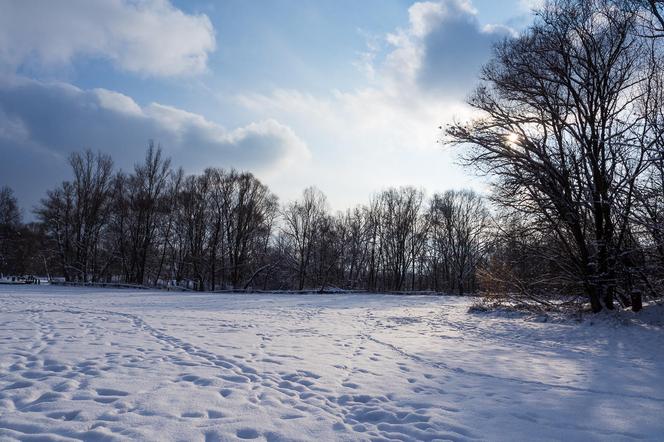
[173,307,476,441]
[0,303,476,441]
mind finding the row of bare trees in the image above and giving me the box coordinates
[277,186,488,293]
[18,146,488,293]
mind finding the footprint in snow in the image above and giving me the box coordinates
[96,388,130,397]
[236,428,260,439]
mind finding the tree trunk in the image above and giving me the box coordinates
[603,284,615,310]
[587,283,603,313]
[631,291,643,312]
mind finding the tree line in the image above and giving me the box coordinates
[0,144,489,295]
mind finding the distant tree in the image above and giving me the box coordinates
[177,173,212,290]
[427,190,488,294]
[204,168,278,290]
[281,187,328,290]
[37,151,114,282]
[120,143,172,284]
[334,207,371,289]
[373,187,428,291]
[153,167,184,286]
[0,186,22,275]
[0,186,21,228]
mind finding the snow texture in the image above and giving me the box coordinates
[0,286,662,441]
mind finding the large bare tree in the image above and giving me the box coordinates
[447,0,654,311]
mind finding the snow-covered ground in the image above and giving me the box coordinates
[0,286,662,441]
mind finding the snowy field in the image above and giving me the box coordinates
[0,286,662,441]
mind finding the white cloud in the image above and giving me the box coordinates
[0,0,215,76]
[94,88,143,116]
[389,0,513,93]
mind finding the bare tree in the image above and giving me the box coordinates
[127,143,172,284]
[372,187,427,291]
[0,187,22,275]
[154,168,184,287]
[207,169,278,289]
[281,187,328,290]
[38,151,113,282]
[0,187,21,228]
[428,190,489,294]
[446,0,652,311]
[335,207,371,289]
[177,174,212,290]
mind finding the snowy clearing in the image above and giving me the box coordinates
[0,286,663,441]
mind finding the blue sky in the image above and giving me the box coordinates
[0,0,537,213]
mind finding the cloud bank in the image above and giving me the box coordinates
[0,76,309,210]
